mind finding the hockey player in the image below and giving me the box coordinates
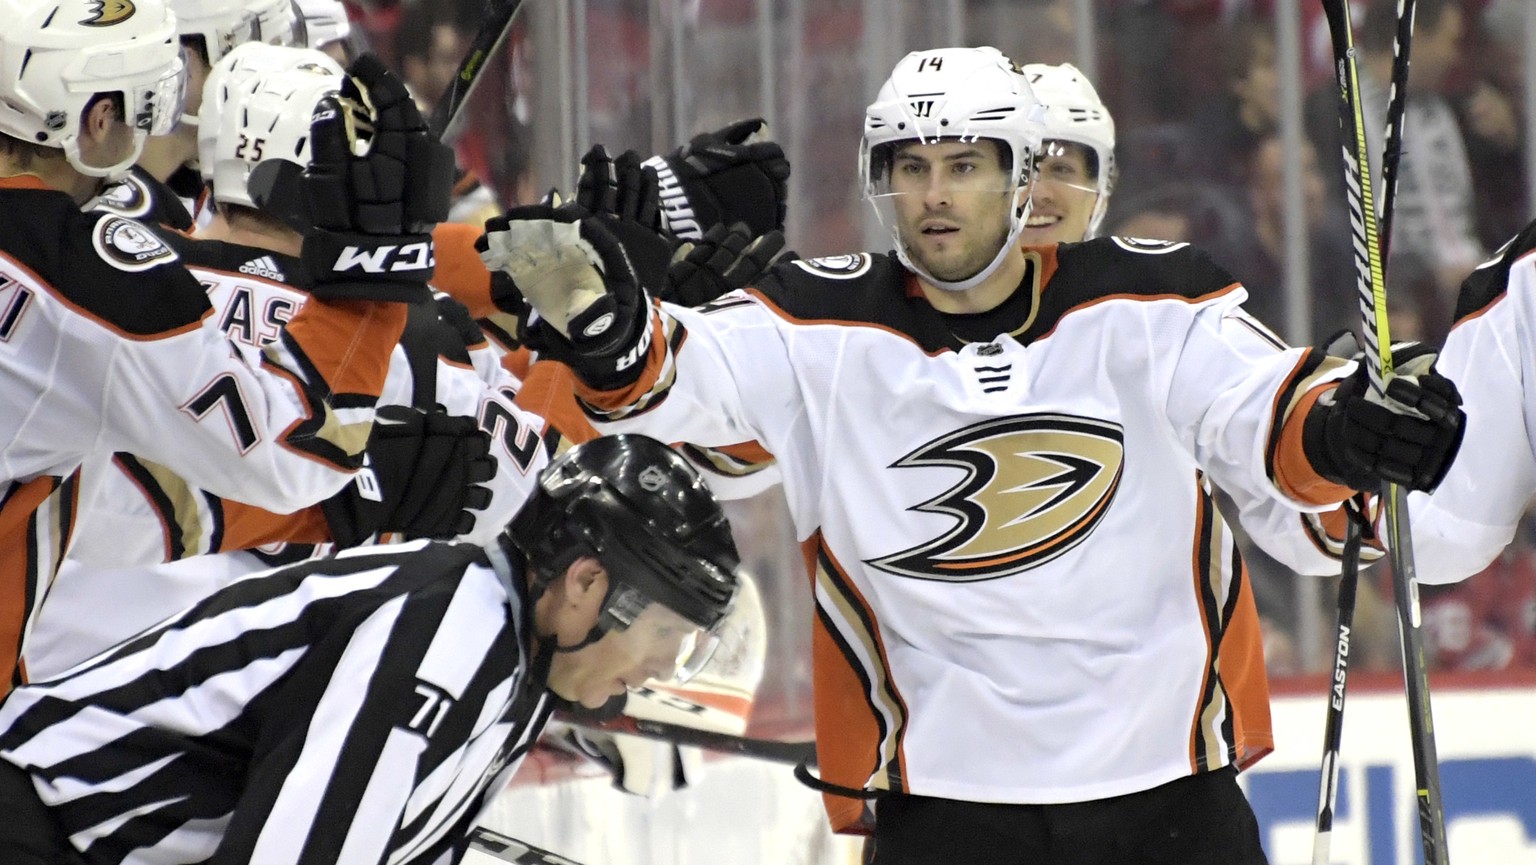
[93,0,304,230]
[1408,219,1536,584]
[477,46,1465,863]
[1017,62,1117,246]
[0,0,455,694]
[0,434,741,865]
[25,44,547,678]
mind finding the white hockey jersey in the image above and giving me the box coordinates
[0,178,405,693]
[28,235,554,678]
[1408,220,1536,583]
[570,238,1355,823]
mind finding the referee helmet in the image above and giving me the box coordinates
[506,435,740,635]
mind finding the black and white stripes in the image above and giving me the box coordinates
[0,540,548,865]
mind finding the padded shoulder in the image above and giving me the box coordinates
[1051,237,1241,305]
[1453,219,1536,323]
[0,189,209,335]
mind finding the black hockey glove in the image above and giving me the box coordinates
[643,118,790,239]
[295,54,457,303]
[476,206,652,390]
[321,405,496,547]
[432,292,487,353]
[1302,342,1465,493]
[662,223,789,307]
[575,144,672,294]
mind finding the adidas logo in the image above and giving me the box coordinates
[238,255,285,281]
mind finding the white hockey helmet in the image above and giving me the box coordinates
[0,0,187,180]
[248,0,305,51]
[860,46,1046,292]
[199,43,342,223]
[292,0,350,49]
[1021,62,1117,237]
[169,0,258,65]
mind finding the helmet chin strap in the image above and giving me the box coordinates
[901,195,1031,293]
[554,625,606,653]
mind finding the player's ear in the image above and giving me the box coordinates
[79,93,121,142]
[563,556,609,611]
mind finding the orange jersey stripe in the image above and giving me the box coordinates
[0,476,76,695]
[1273,384,1352,505]
[432,222,497,319]
[279,298,405,399]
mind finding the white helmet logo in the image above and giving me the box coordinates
[638,466,666,492]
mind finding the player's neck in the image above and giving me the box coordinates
[135,132,195,184]
[917,244,1029,315]
[197,211,302,258]
[0,157,98,205]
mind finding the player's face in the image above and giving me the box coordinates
[886,140,1017,283]
[547,601,702,709]
[1020,140,1099,246]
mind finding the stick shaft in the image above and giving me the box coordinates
[430,0,528,143]
[1317,2,1448,862]
[469,826,585,865]
[579,716,817,766]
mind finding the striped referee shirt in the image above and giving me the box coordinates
[0,540,552,865]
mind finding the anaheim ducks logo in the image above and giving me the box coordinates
[81,0,135,26]
[869,414,1124,581]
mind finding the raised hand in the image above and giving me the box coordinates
[644,117,790,239]
[295,54,457,303]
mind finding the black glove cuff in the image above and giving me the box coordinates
[320,480,377,549]
[524,295,653,393]
[1301,394,1355,489]
[303,229,435,302]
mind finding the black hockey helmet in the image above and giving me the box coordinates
[506,434,740,633]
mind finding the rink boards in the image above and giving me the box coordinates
[1248,671,1536,865]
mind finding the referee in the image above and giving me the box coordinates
[0,434,740,865]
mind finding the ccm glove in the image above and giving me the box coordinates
[575,145,673,294]
[643,118,790,239]
[296,54,457,303]
[322,405,496,547]
[477,207,652,390]
[1302,342,1466,493]
[663,223,788,307]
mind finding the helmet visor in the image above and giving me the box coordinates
[601,589,723,685]
[863,137,1020,201]
[1034,139,1101,198]
[135,54,189,136]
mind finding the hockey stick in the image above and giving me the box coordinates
[1315,1,1419,860]
[429,0,528,144]
[1316,2,1448,864]
[576,715,818,766]
[469,826,584,865]
[1312,503,1367,865]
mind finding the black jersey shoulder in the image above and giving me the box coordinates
[747,252,957,352]
[165,234,308,286]
[1043,238,1239,309]
[93,165,195,232]
[1453,219,1536,323]
[0,188,209,335]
